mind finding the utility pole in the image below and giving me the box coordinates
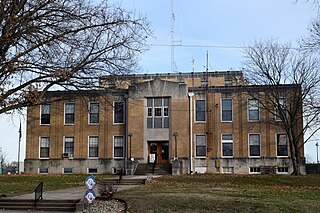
[17,121,21,174]
[316,142,319,164]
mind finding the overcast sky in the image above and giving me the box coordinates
[0,0,319,163]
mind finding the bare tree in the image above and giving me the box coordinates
[243,40,320,175]
[0,0,150,114]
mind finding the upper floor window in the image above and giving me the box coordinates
[114,101,124,124]
[147,97,169,129]
[248,134,260,157]
[89,102,99,124]
[88,136,99,158]
[277,134,288,157]
[64,102,75,124]
[40,104,51,125]
[195,135,206,157]
[221,99,232,122]
[195,100,206,122]
[64,137,74,157]
[113,136,124,158]
[39,137,50,158]
[222,134,233,157]
[275,97,286,121]
[248,98,259,122]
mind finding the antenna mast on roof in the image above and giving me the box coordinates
[171,0,175,72]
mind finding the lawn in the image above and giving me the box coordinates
[115,174,320,213]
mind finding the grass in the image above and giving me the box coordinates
[115,174,320,213]
[1,174,319,212]
[0,174,107,196]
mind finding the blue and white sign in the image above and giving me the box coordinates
[84,175,96,190]
[84,189,96,204]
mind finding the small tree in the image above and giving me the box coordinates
[0,0,150,115]
[243,40,320,175]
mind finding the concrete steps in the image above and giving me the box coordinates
[135,164,171,175]
[98,178,146,185]
[0,198,80,212]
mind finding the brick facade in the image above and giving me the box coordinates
[24,71,305,175]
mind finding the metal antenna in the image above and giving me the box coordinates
[170,0,175,72]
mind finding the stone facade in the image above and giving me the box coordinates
[24,71,305,175]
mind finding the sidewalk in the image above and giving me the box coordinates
[0,175,159,213]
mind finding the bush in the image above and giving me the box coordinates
[97,184,118,200]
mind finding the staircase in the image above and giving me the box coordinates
[135,164,171,175]
[98,178,146,185]
[0,199,80,212]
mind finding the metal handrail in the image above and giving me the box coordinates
[34,182,43,207]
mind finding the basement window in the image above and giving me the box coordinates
[277,167,289,174]
[39,168,48,174]
[63,168,73,174]
[88,168,98,174]
[249,167,261,174]
[222,167,234,174]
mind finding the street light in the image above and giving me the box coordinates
[316,142,319,164]
[173,131,178,160]
[128,132,134,160]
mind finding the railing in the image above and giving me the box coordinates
[34,182,43,207]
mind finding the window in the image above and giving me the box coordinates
[88,168,98,174]
[114,101,124,124]
[222,134,233,157]
[249,134,260,157]
[40,104,51,125]
[248,98,259,121]
[277,167,289,173]
[195,100,206,122]
[275,97,286,121]
[147,98,169,129]
[277,134,288,157]
[63,168,73,174]
[89,136,99,158]
[222,167,234,174]
[114,136,124,158]
[39,168,48,174]
[39,137,50,158]
[64,102,75,124]
[89,102,99,124]
[195,135,206,157]
[250,167,261,173]
[64,137,74,157]
[221,99,232,122]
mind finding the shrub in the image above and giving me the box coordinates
[98,184,118,200]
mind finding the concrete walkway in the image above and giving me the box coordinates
[0,175,160,213]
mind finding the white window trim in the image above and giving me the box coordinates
[221,134,234,158]
[195,134,207,158]
[275,97,286,121]
[113,101,124,125]
[249,167,261,174]
[40,104,51,126]
[276,167,289,174]
[87,168,98,174]
[63,136,75,157]
[220,98,233,123]
[64,102,75,125]
[113,135,124,159]
[276,133,289,158]
[247,98,260,122]
[195,99,206,123]
[62,167,73,174]
[38,167,49,174]
[88,135,99,159]
[39,137,50,159]
[248,133,261,158]
[88,102,99,125]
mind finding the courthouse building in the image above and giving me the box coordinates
[24,71,304,175]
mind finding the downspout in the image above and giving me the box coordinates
[188,92,194,174]
[124,94,129,175]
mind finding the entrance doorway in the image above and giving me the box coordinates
[148,141,169,164]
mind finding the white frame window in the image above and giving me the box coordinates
[89,102,99,124]
[221,98,233,122]
[195,135,206,157]
[276,133,288,157]
[113,101,124,124]
[64,137,74,157]
[88,168,98,174]
[221,134,233,158]
[248,134,260,157]
[64,102,75,124]
[277,167,289,174]
[40,103,51,125]
[113,135,124,158]
[88,136,99,158]
[39,137,50,159]
[147,98,169,129]
[195,100,206,122]
[63,168,73,174]
[222,167,234,174]
[248,98,259,122]
[249,167,261,174]
[38,168,49,174]
[275,97,286,121]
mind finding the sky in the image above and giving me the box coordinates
[0,0,319,163]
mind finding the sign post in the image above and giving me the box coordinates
[84,176,97,213]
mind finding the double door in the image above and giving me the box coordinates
[148,142,169,164]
